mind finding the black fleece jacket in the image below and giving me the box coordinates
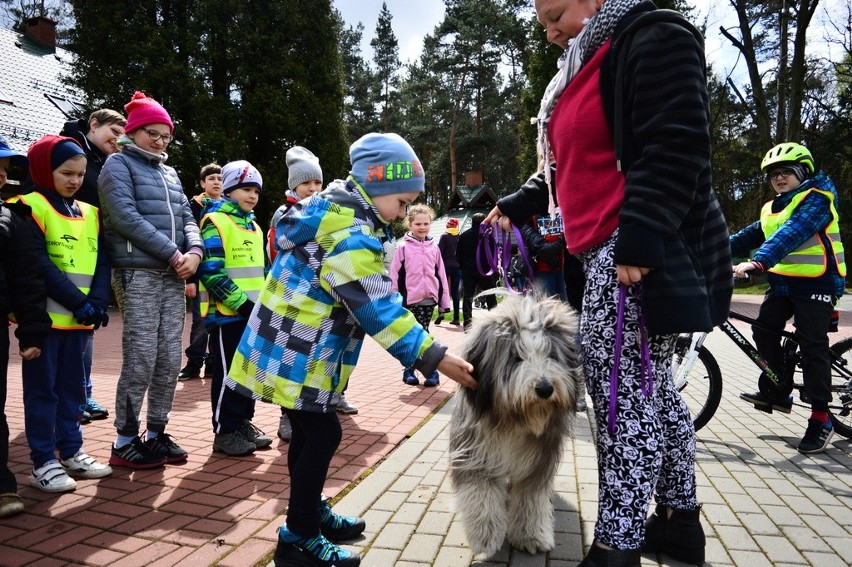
[498,2,731,335]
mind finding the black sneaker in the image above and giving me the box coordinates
[109,436,167,469]
[84,398,109,420]
[739,391,793,414]
[178,361,203,381]
[237,421,273,449]
[144,432,188,463]
[319,498,366,542]
[797,418,834,454]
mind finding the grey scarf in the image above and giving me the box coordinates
[535,0,643,212]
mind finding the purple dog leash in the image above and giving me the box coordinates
[476,221,534,295]
[607,283,654,434]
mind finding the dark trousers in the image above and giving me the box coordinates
[445,266,462,320]
[185,295,209,364]
[753,293,834,410]
[23,330,87,467]
[209,321,256,433]
[461,269,497,322]
[284,409,342,537]
[0,331,14,493]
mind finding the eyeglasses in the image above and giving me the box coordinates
[768,170,794,181]
[144,129,173,143]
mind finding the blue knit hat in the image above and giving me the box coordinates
[349,133,424,197]
[51,139,85,170]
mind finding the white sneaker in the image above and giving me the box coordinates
[61,451,113,479]
[336,395,359,415]
[30,461,77,493]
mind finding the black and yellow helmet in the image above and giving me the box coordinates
[761,142,815,174]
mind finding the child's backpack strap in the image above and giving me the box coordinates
[606,8,705,172]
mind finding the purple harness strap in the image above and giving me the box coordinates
[607,283,654,434]
[476,222,534,295]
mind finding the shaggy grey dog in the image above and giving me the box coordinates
[449,292,583,558]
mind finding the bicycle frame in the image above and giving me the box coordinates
[718,311,791,388]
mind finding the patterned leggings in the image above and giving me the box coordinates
[405,303,435,371]
[579,234,698,550]
[407,303,435,333]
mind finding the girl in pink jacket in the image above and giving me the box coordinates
[390,204,451,386]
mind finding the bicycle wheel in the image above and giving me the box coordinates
[828,337,852,439]
[674,345,723,431]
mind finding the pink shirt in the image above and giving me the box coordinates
[549,40,625,254]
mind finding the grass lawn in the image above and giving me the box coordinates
[733,283,769,295]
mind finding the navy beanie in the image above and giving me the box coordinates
[349,133,424,197]
[51,139,85,170]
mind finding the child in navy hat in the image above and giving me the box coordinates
[227,133,477,567]
[196,160,272,457]
[9,135,113,492]
[0,145,51,514]
[0,135,28,190]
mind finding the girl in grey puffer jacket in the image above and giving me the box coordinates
[97,91,203,470]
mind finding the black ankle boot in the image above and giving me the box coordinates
[577,542,641,567]
[643,504,706,565]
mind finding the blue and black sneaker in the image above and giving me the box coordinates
[402,368,418,386]
[423,371,440,387]
[319,498,366,542]
[274,526,360,567]
[797,418,834,454]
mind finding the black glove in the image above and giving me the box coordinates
[92,305,109,330]
[237,299,256,318]
[73,302,109,329]
[73,302,97,325]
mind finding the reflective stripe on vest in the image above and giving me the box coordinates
[10,192,99,329]
[199,212,265,317]
[760,188,847,278]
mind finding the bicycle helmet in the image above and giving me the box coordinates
[761,142,815,174]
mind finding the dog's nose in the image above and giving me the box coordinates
[534,380,554,399]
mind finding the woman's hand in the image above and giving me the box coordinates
[616,264,650,286]
[483,206,512,231]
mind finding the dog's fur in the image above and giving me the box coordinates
[449,292,583,558]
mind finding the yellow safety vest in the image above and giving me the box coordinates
[199,212,265,317]
[760,188,847,278]
[9,192,99,329]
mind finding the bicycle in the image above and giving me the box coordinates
[671,309,852,439]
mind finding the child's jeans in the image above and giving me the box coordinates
[22,329,87,468]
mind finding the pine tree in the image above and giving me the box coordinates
[370,1,400,131]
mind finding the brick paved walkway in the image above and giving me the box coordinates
[2,310,465,566]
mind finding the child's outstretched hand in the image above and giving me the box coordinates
[438,353,477,389]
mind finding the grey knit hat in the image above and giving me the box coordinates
[286,146,323,190]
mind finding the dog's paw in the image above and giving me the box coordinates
[471,539,506,561]
[507,531,555,554]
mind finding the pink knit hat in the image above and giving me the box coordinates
[123,91,174,134]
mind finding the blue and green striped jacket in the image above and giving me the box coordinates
[226,179,447,413]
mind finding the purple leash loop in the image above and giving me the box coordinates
[607,283,654,434]
[476,221,535,295]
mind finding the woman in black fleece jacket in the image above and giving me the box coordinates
[488,1,732,565]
